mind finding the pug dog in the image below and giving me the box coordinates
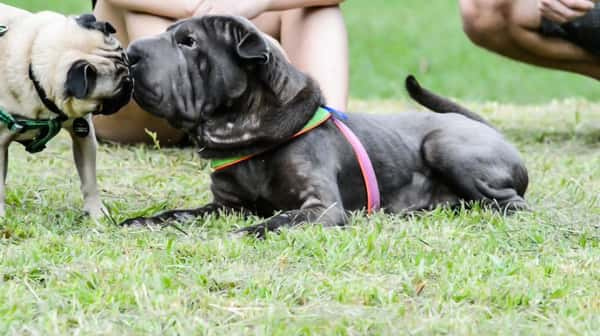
[0,4,132,218]
[122,16,528,236]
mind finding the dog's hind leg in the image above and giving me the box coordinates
[473,179,529,214]
[0,130,13,217]
[0,143,8,217]
[421,129,529,214]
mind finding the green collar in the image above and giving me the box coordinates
[1,26,67,153]
[211,106,332,171]
[0,107,65,153]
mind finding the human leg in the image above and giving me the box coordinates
[93,2,349,144]
[280,5,349,110]
[93,1,184,144]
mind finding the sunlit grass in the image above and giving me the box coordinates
[0,99,598,334]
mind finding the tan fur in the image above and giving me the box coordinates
[0,4,129,218]
[0,4,124,119]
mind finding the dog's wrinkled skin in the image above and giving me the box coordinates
[123,16,528,236]
[0,4,132,218]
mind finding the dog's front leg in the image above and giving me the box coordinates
[235,168,348,238]
[237,202,347,239]
[119,203,235,227]
[68,115,104,219]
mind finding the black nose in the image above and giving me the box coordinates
[127,45,143,67]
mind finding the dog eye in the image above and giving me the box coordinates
[178,35,197,48]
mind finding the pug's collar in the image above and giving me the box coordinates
[0,106,63,153]
[0,65,71,153]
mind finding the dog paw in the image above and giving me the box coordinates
[83,199,106,221]
[235,215,291,239]
[119,216,162,227]
[235,223,272,239]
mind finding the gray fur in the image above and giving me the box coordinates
[122,16,529,237]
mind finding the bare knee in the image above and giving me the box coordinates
[282,4,343,23]
[460,0,510,48]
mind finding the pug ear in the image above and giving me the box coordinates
[65,60,97,99]
[75,14,116,35]
[94,21,117,35]
[236,31,270,64]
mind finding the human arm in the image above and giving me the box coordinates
[104,0,199,19]
[539,0,595,23]
[266,0,346,11]
[194,0,346,19]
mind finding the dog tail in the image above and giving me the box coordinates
[405,75,492,127]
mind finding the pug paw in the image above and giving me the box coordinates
[83,200,106,221]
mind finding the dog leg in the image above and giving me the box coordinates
[68,115,104,219]
[235,203,347,238]
[119,203,233,227]
[0,129,14,217]
[421,129,529,214]
[0,142,8,217]
[233,163,349,238]
[236,175,348,238]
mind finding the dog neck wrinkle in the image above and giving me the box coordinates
[198,93,321,160]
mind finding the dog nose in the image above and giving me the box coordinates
[127,45,143,67]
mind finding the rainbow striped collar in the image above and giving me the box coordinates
[210,106,381,214]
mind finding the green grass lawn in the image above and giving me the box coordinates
[1,1,599,335]
[1,99,598,335]
[7,0,600,103]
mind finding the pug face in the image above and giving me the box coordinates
[30,14,132,118]
[127,16,317,156]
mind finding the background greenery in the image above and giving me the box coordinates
[7,0,599,103]
[1,1,599,335]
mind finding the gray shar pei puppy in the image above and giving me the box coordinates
[0,4,132,218]
[122,16,528,236]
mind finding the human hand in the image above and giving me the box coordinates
[539,0,596,24]
[193,0,271,19]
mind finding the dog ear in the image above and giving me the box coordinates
[75,14,116,36]
[93,21,117,36]
[65,60,97,99]
[236,31,270,64]
[202,16,270,64]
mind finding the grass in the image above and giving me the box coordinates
[1,0,599,335]
[1,99,599,335]
[6,0,600,103]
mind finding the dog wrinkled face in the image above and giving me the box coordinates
[128,16,288,151]
[31,14,132,118]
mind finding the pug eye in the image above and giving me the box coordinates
[178,35,197,48]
